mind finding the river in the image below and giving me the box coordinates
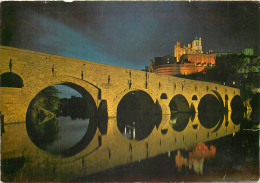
[1,111,259,182]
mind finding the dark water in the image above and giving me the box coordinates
[85,127,259,182]
[45,116,89,154]
[1,111,259,182]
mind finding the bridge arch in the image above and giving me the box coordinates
[192,95,198,100]
[0,72,24,88]
[198,90,225,112]
[117,90,162,141]
[198,94,221,112]
[24,75,101,111]
[25,81,100,157]
[198,93,223,129]
[117,90,161,116]
[211,90,224,110]
[160,93,168,99]
[169,94,190,113]
[114,88,157,105]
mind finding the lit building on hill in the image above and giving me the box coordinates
[242,48,254,56]
[174,35,203,62]
[149,36,216,76]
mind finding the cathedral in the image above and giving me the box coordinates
[149,36,216,76]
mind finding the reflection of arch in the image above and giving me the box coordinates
[26,82,99,157]
[0,72,23,88]
[192,95,198,100]
[2,157,25,176]
[192,124,198,129]
[212,113,224,132]
[231,95,244,111]
[160,93,168,99]
[230,95,244,125]
[161,129,168,135]
[198,111,223,129]
[170,113,190,132]
[231,112,243,125]
[169,94,190,112]
[97,100,108,135]
[98,100,108,117]
[117,90,162,140]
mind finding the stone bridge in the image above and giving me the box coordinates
[0,46,242,124]
[1,46,243,181]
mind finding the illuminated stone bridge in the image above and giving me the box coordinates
[0,46,243,124]
[0,46,244,181]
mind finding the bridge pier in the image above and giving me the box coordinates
[190,101,199,113]
[106,100,117,117]
[159,99,171,115]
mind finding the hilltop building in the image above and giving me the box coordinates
[214,48,254,57]
[149,36,216,76]
[174,35,203,62]
[242,48,254,56]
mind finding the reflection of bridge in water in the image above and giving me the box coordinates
[2,112,239,181]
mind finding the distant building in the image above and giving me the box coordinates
[242,48,254,56]
[215,48,254,57]
[149,36,216,76]
[214,49,259,93]
[214,52,241,57]
[239,56,260,93]
[174,36,203,62]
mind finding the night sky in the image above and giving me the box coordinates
[1,1,259,70]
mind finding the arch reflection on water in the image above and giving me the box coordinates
[117,113,162,140]
[230,95,245,125]
[169,113,190,132]
[3,109,241,181]
[117,90,162,140]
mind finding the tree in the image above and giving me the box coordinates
[26,86,60,148]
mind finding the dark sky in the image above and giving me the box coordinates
[1,1,259,70]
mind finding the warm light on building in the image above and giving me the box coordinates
[149,36,216,76]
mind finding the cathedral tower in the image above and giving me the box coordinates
[192,36,202,52]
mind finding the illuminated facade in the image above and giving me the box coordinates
[174,36,203,62]
[150,36,216,76]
